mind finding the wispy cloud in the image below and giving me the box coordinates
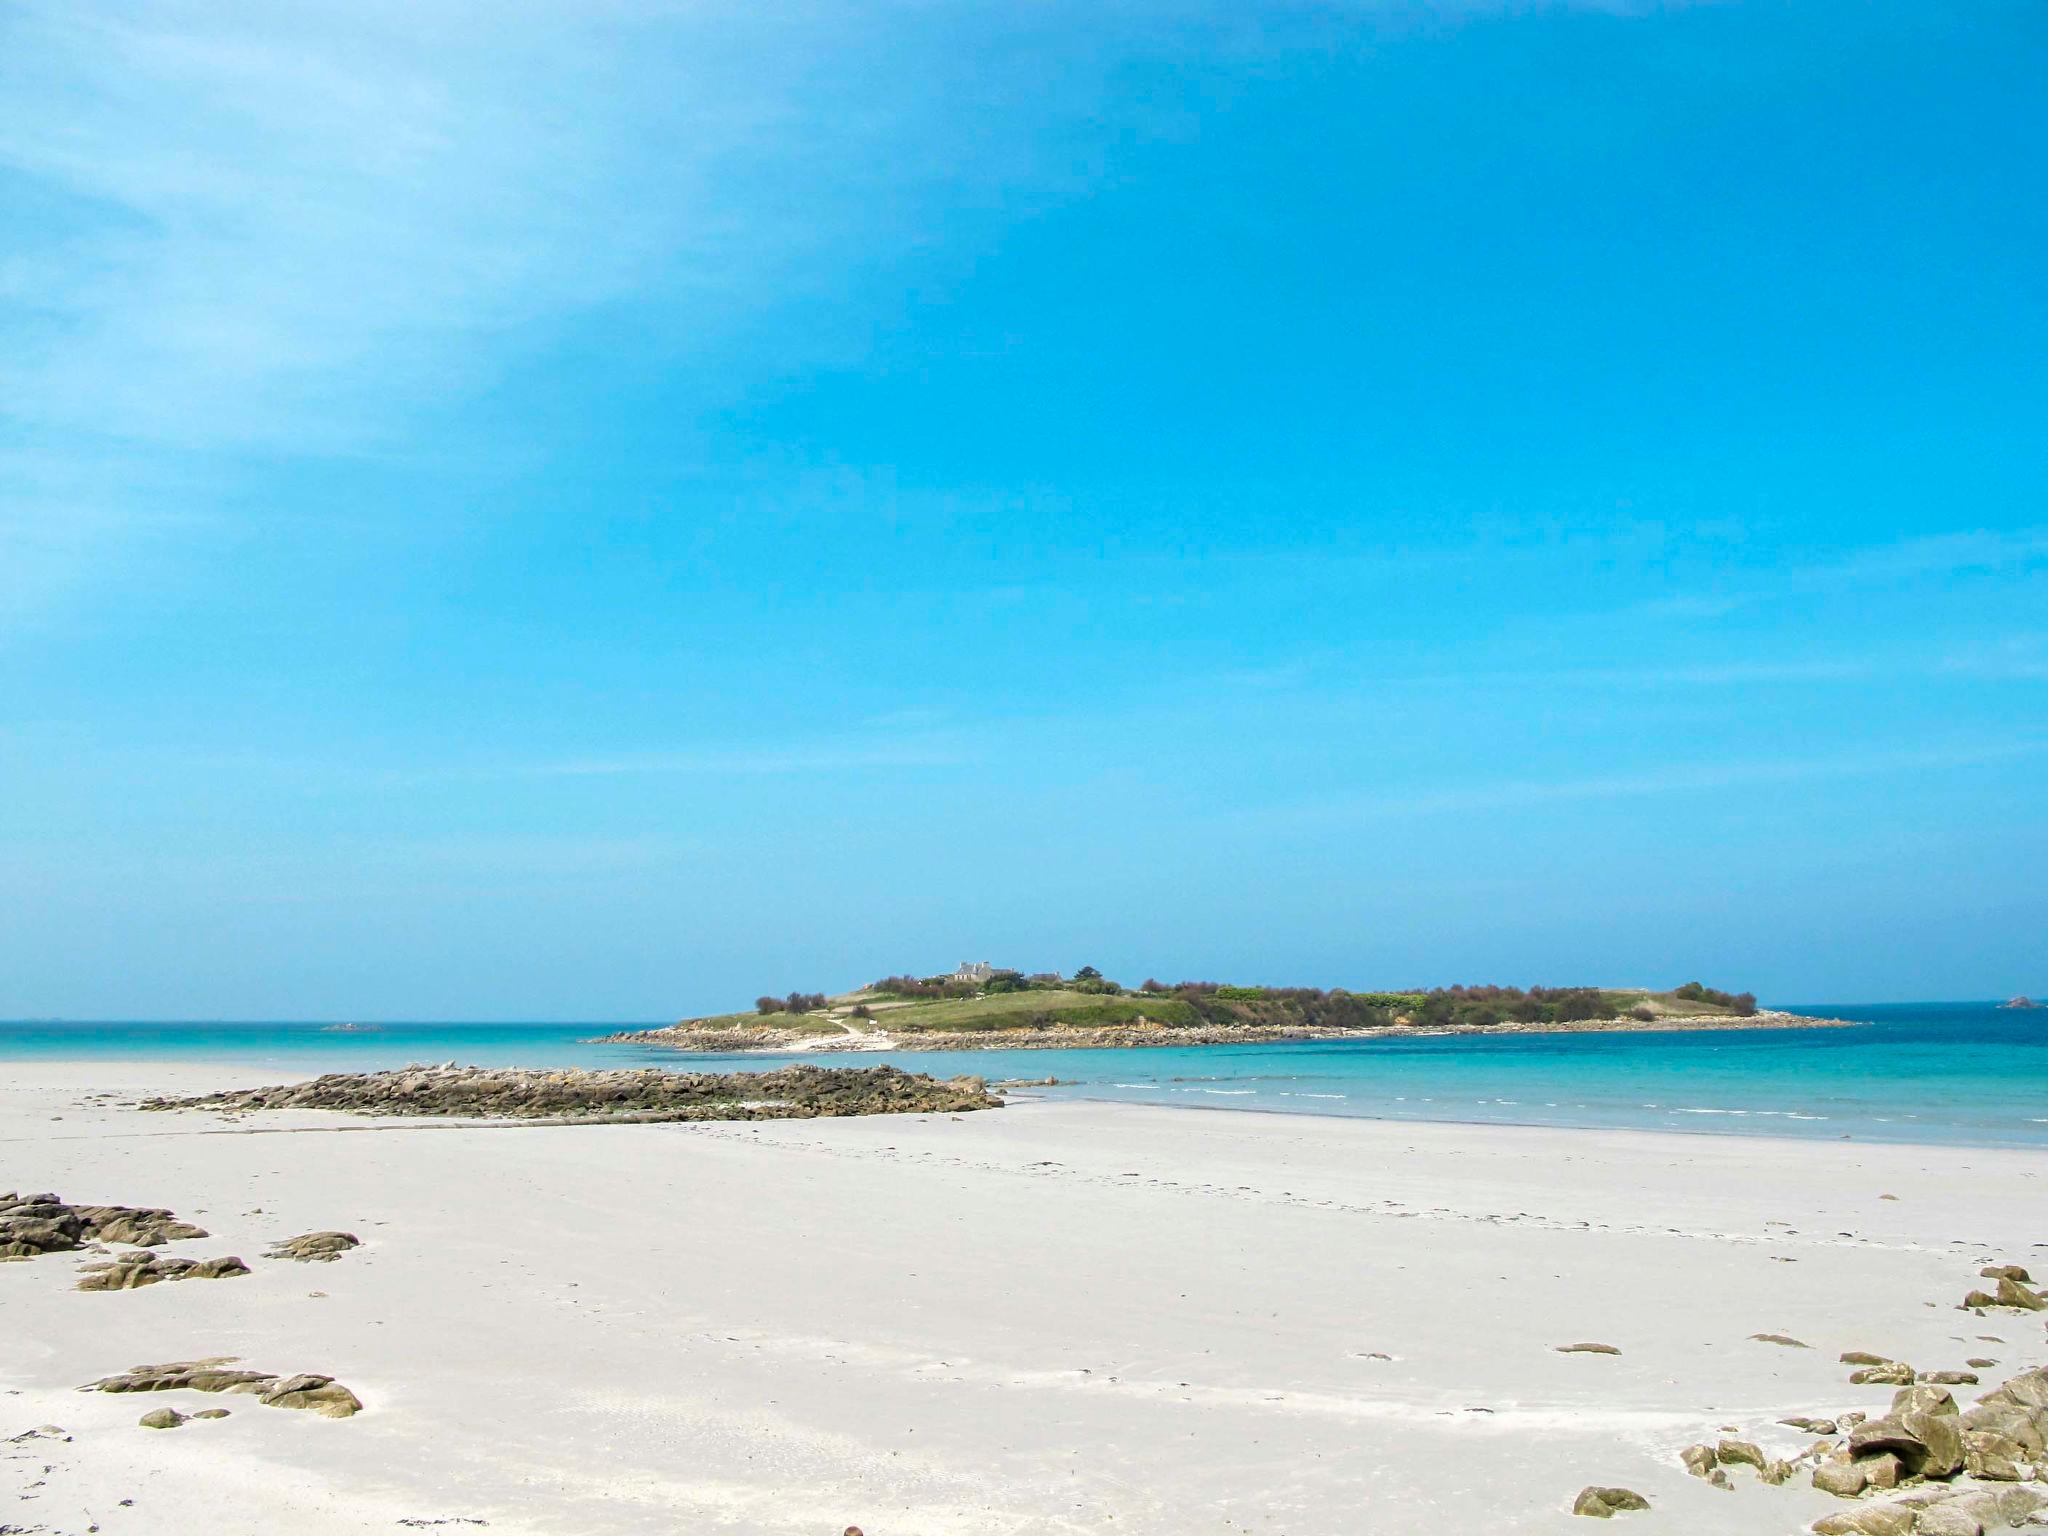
[1244,739,2048,827]
[529,736,974,778]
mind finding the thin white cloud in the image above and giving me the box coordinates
[1246,739,2048,827]
[531,737,974,778]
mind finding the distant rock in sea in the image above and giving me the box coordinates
[1997,996,2042,1009]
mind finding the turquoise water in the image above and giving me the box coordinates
[3,1004,2044,1148]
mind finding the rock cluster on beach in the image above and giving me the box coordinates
[1667,1262,2048,1534]
[1,1191,208,1257]
[76,1252,251,1290]
[85,1359,363,1419]
[141,1063,1003,1121]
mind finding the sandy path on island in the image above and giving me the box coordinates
[3,1059,2044,1535]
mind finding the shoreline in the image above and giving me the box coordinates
[594,1007,1861,1053]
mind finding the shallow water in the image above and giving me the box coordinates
[4,1002,2044,1148]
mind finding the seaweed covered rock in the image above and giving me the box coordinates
[143,1064,1002,1123]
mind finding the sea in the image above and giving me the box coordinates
[3,1002,2044,1149]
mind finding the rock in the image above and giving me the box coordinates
[1960,1402,2044,1457]
[1812,1457,1869,1497]
[1717,1439,1767,1471]
[266,1232,361,1264]
[84,1360,361,1418]
[1842,1351,1893,1366]
[1752,1333,1812,1348]
[75,1253,249,1290]
[0,1193,208,1258]
[1838,1411,1867,1430]
[1557,1343,1622,1355]
[1962,1429,2025,1480]
[7,1425,71,1443]
[1919,1370,1979,1386]
[1680,1443,1718,1478]
[1782,1416,1840,1434]
[1850,1362,1916,1385]
[1980,1265,2032,1283]
[1851,1408,1964,1478]
[1994,1276,2046,1310]
[192,1408,230,1420]
[1889,1384,1958,1418]
[140,1065,1004,1123]
[1761,1458,1795,1485]
[138,1407,186,1429]
[1966,1357,1997,1369]
[1910,1505,1983,1536]
[258,1374,363,1418]
[1572,1486,1649,1517]
[1811,1506,1917,1535]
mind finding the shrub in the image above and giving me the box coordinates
[754,996,785,1015]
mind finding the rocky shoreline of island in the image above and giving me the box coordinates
[594,1008,1860,1054]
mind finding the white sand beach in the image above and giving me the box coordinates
[5,1060,2045,1535]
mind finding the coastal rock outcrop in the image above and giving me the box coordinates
[76,1252,250,1290]
[142,1064,1002,1123]
[83,1360,362,1418]
[0,1192,207,1257]
[266,1231,360,1263]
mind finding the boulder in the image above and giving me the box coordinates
[1811,1506,1917,1536]
[1850,1410,1964,1479]
[1812,1457,1869,1498]
[258,1374,362,1418]
[1961,1429,2025,1481]
[1680,1443,1718,1478]
[192,1408,230,1420]
[1782,1416,1840,1434]
[1994,1277,2046,1311]
[1851,1363,1916,1386]
[1919,1371,1979,1386]
[1572,1487,1649,1518]
[1979,1265,2031,1283]
[1717,1438,1766,1471]
[1890,1384,1958,1418]
[1910,1507,1981,1536]
[137,1408,186,1430]
[1841,1351,1893,1366]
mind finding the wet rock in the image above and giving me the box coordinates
[137,1408,186,1429]
[141,1064,1004,1122]
[1572,1486,1649,1518]
[266,1232,360,1264]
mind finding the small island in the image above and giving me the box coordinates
[2001,995,2043,1009]
[599,967,1849,1052]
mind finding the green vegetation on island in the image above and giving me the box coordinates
[598,966,1788,1052]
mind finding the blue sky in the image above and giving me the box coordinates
[2,1,2043,1019]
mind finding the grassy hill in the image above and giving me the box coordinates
[616,975,1765,1048]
